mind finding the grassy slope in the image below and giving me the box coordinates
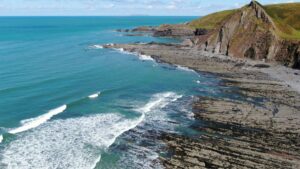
[188,9,237,30]
[264,3,300,40]
[189,2,300,40]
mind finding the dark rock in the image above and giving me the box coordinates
[194,28,208,36]
[193,1,300,69]
[253,64,270,68]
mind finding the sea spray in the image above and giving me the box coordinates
[112,48,154,61]
[176,65,196,73]
[113,92,185,168]
[93,45,103,49]
[9,105,67,134]
[88,92,101,99]
[139,54,154,61]
[2,113,144,169]
[136,92,182,114]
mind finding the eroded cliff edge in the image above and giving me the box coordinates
[103,1,300,168]
[191,1,300,68]
[126,1,300,68]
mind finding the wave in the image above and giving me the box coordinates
[139,54,154,61]
[88,92,101,99]
[92,45,103,49]
[1,113,143,169]
[1,92,182,168]
[113,92,184,168]
[176,65,196,73]
[136,92,182,114]
[0,135,3,143]
[90,44,115,49]
[9,105,67,134]
[113,48,154,61]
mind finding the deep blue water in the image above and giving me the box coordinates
[0,16,221,169]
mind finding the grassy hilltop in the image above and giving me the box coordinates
[264,3,300,39]
[189,2,300,40]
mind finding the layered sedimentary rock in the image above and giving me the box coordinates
[193,1,300,68]
[103,43,300,168]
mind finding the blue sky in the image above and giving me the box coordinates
[0,0,299,16]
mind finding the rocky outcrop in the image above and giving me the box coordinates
[193,1,300,69]
[103,42,300,168]
[129,24,196,37]
[153,24,195,37]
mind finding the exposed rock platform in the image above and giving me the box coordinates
[104,42,300,168]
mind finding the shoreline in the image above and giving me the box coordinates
[103,42,300,168]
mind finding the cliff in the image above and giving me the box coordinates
[190,1,300,69]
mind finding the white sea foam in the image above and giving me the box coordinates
[9,105,67,134]
[88,92,101,99]
[116,92,182,168]
[1,113,144,169]
[196,80,201,84]
[0,135,3,143]
[176,65,196,73]
[106,43,114,46]
[136,92,182,114]
[93,45,103,49]
[118,48,124,52]
[139,54,154,61]
[113,48,154,61]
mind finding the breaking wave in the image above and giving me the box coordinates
[1,92,183,169]
[91,45,103,49]
[112,92,188,169]
[9,105,67,134]
[136,92,182,114]
[113,48,154,61]
[1,113,144,169]
[176,65,196,73]
[88,92,101,99]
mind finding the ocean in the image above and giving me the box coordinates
[0,16,221,169]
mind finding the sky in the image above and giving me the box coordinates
[0,0,299,16]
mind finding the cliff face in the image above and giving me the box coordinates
[194,1,300,68]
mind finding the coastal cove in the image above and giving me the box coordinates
[102,2,300,166]
[102,42,300,168]
[0,16,214,169]
[0,12,300,169]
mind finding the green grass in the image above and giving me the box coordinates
[188,2,300,40]
[264,3,300,40]
[188,9,237,30]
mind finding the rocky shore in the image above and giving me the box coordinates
[117,24,197,38]
[104,3,300,167]
[103,42,300,168]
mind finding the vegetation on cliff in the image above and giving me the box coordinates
[186,1,300,68]
[188,9,237,30]
[189,1,300,40]
[264,3,300,40]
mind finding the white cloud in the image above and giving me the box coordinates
[166,4,177,9]
[146,5,153,9]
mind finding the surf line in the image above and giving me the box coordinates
[8,91,102,135]
[9,105,67,134]
[112,47,155,61]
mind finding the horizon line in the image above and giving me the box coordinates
[0,15,200,17]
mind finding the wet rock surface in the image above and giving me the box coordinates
[103,43,300,168]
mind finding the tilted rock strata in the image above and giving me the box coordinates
[193,1,300,68]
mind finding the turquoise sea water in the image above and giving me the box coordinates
[0,16,221,168]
